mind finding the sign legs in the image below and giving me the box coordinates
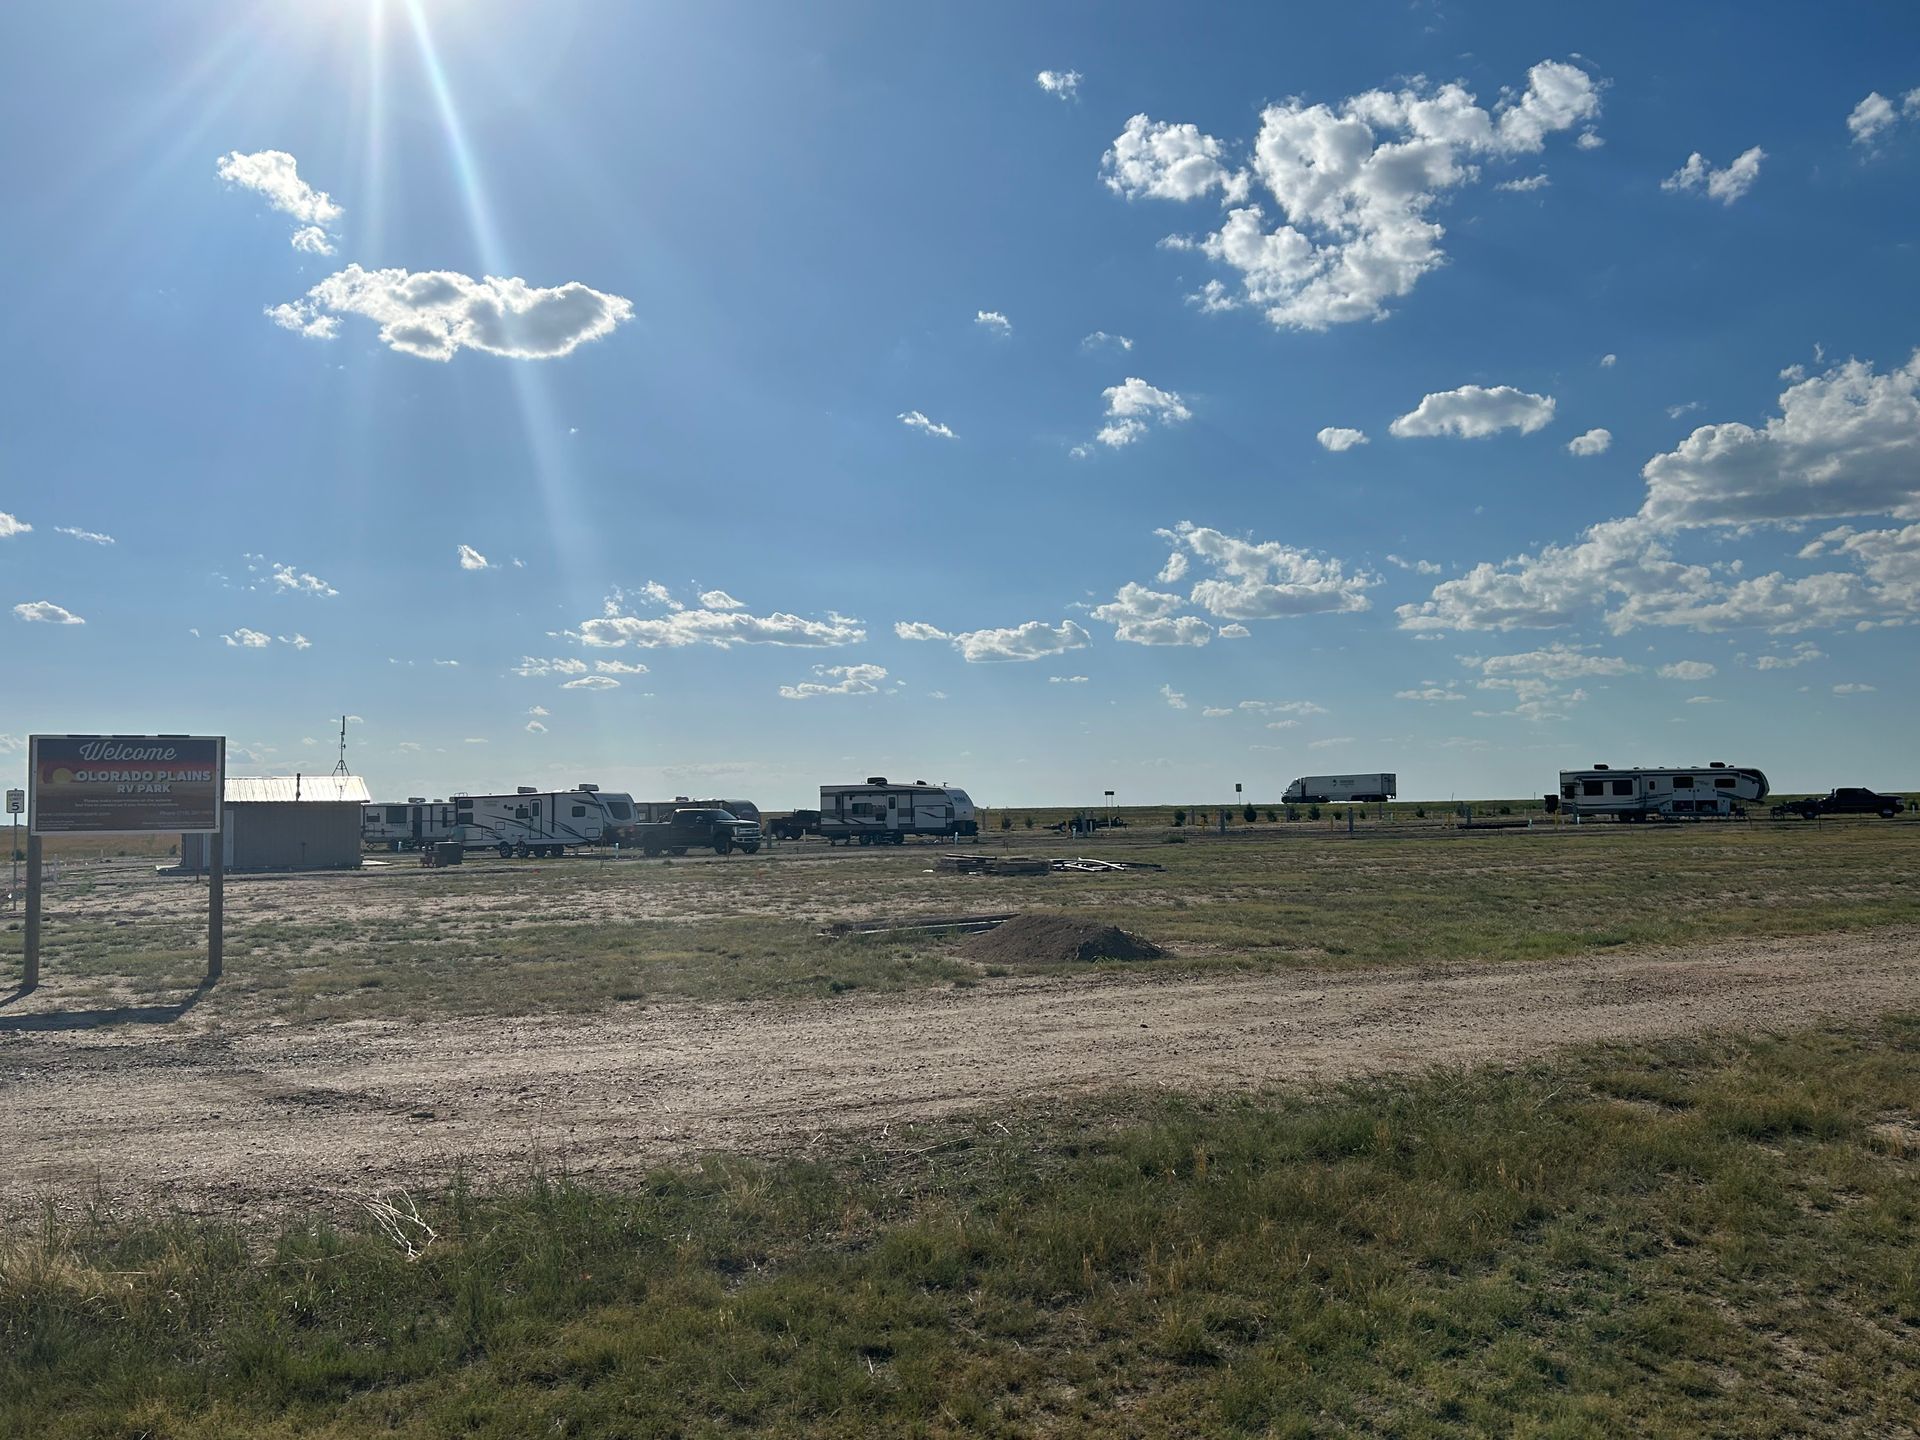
[22,835,42,992]
[208,836,223,982]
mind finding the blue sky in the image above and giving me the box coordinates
[4,0,1918,808]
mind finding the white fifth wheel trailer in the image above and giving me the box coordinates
[1558,763,1769,821]
[1283,773,1397,804]
[819,777,977,845]
[365,784,640,856]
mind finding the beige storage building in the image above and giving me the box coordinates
[179,775,370,872]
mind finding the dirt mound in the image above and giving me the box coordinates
[964,913,1166,965]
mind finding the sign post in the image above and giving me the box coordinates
[5,787,20,914]
[21,735,225,993]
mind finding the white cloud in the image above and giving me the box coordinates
[1092,582,1213,646]
[268,264,633,362]
[1496,173,1551,192]
[1156,550,1189,584]
[1109,60,1599,329]
[899,410,957,440]
[1092,377,1191,448]
[1308,737,1355,750]
[1684,695,1719,705]
[279,633,312,650]
[1833,682,1877,695]
[1389,385,1555,439]
[1657,660,1717,680]
[561,675,621,690]
[1641,352,1920,526]
[898,617,1092,662]
[1566,427,1612,456]
[1396,686,1464,702]
[222,627,271,647]
[528,705,550,716]
[1171,522,1375,619]
[14,600,83,625]
[1846,91,1918,146]
[434,659,459,667]
[1386,554,1444,575]
[1037,69,1082,100]
[514,656,589,677]
[1661,147,1765,205]
[457,544,492,571]
[594,660,651,674]
[1102,114,1245,202]
[1316,426,1368,451]
[1576,129,1605,151]
[581,591,865,650]
[526,720,548,734]
[1751,642,1824,671]
[216,149,342,252]
[1241,699,1327,718]
[1081,331,1134,352]
[698,589,745,610]
[1600,353,1617,368]
[1049,675,1089,684]
[271,563,336,596]
[54,526,115,544]
[0,513,31,538]
[1160,683,1188,709]
[974,310,1011,335]
[1202,706,1233,717]
[1219,622,1250,638]
[779,663,887,700]
[1459,642,1635,679]
[1668,400,1704,419]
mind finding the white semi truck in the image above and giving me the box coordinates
[1283,773,1397,804]
[819,777,977,845]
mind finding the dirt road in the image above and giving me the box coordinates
[3,927,1916,1223]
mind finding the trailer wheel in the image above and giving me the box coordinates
[643,844,662,857]
[670,847,688,856]
[497,842,514,859]
[742,843,760,855]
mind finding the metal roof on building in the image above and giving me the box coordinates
[224,775,371,805]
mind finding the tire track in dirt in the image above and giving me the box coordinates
[2,927,1915,1222]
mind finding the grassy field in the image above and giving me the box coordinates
[4,1016,1918,1437]
[5,819,1919,1020]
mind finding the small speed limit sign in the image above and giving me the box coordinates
[4,789,21,816]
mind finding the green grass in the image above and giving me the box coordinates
[5,820,1919,1020]
[6,1017,1920,1436]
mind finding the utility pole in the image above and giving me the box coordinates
[331,715,349,778]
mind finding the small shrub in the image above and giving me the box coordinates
[1163,832,1187,845]
[1172,809,1187,827]
[1264,809,1277,822]
[1023,816,1033,829]
[1415,807,1426,819]
[1499,805,1512,816]
[1308,805,1321,821]
[999,814,1012,831]
[1243,803,1257,823]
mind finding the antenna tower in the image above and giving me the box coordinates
[332,715,349,777]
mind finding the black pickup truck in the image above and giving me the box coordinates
[1777,788,1908,820]
[634,808,762,856]
[767,809,821,841]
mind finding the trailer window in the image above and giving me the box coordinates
[606,801,632,820]
[572,805,587,818]
[515,805,528,819]
[387,806,408,823]
[1611,779,1634,796]
[1714,777,1735,789]
[1562,784,1576,799]
[1582,780,1604,796]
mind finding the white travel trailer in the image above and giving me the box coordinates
[361,798,460,851]
[1283,773,1397,804]
[1557,763,1769,821]
[366,783,639,856]
[819,777,977,845]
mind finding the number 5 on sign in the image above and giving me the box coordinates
[5,790,21,815]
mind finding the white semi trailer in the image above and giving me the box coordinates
[819,777,977,845]
[1283,773,1397,804]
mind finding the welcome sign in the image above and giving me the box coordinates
[29,735,225,835]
